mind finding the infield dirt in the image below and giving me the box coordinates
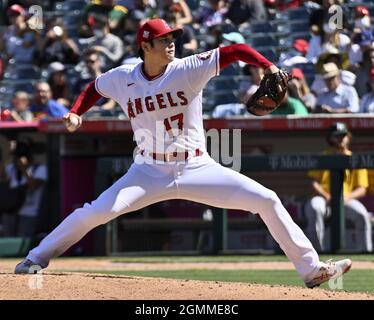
[0,259,373,300]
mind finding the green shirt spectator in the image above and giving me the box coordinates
[272,96,309,115]
[81,0,128,37]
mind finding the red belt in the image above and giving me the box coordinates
[140,149,203,162]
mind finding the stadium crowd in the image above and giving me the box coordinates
[0,0,373,120]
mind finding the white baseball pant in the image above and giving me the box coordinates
[27,154,322,282]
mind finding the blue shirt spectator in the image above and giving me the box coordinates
[30,82,68,120]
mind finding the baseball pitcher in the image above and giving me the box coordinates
[15,19,351,288]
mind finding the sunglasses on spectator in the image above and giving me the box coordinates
[85,59,97,64]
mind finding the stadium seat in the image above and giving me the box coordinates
[54,0,87,12]
[286,20,311,33]
[248,35,280,49]
[0,93,12,106]
[283,6,311,21]
[65,26,80,38]
[61,13,81,27]
[203,71,245,112]
[288,32,311,42]
[0,80,37,95]
[3,65,41,81]
[250,22,279,34]
[258,49,279,62]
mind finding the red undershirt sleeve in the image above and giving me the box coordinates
[219,44,274,70]
[70,81,102,116]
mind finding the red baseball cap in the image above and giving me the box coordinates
[291,68,304,80]
[7,4,25,15]
[355,5,369,18]
[293,39,309,55]
[136,19,183,48]
[369,67,374,80]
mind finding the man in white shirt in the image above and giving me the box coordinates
[315,63,360,113]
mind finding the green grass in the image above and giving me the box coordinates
[64,269,374,294]
[108,254,374,263]
[3,254,370,264]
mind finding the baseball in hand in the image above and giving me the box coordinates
[65,115,80,132]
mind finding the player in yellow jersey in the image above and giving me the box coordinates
[305,122,372,252]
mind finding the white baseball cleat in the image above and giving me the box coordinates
[305,258,352,289]
[14,259,43,274]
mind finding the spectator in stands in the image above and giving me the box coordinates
[79,13,125,71]
[122,10,146,64]
[225,0,267,27]
[355,48,374,98]
[212,51,253,118]
[222,31,245,47]
[278,38,309,68]
[0,4,40,64]
[8,91,33,122]
[349,29,373,67]
[360,67,374,113]
[311,49,354,95]
[30,82,68,120]
[162,11,197,58]
[287,68,316,112]
[158,0,193,26]
[47,62,71,108]
[131,0,158,20]
[75,50,102,93]
[271,91,309,115]
[315,62,359,113]
[75,50,116,114]
[238,64,263,103]
[305,122,372,253]
[38,23,80,66]
[309,0,349,37]
[195,0,228,28]
[211,103,248,118]
[307,21,351,64]
[1,139,47,237]
[353,5,372,33]
[123,9,145,42]
[121,42,143,67]
[80,0,129,37]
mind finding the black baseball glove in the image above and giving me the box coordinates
[246,70,292,116]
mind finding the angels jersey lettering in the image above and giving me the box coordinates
[95,49,220,154]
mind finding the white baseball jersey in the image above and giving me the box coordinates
[95,49,220,155]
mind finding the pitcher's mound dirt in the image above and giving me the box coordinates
[0,259,373,300]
